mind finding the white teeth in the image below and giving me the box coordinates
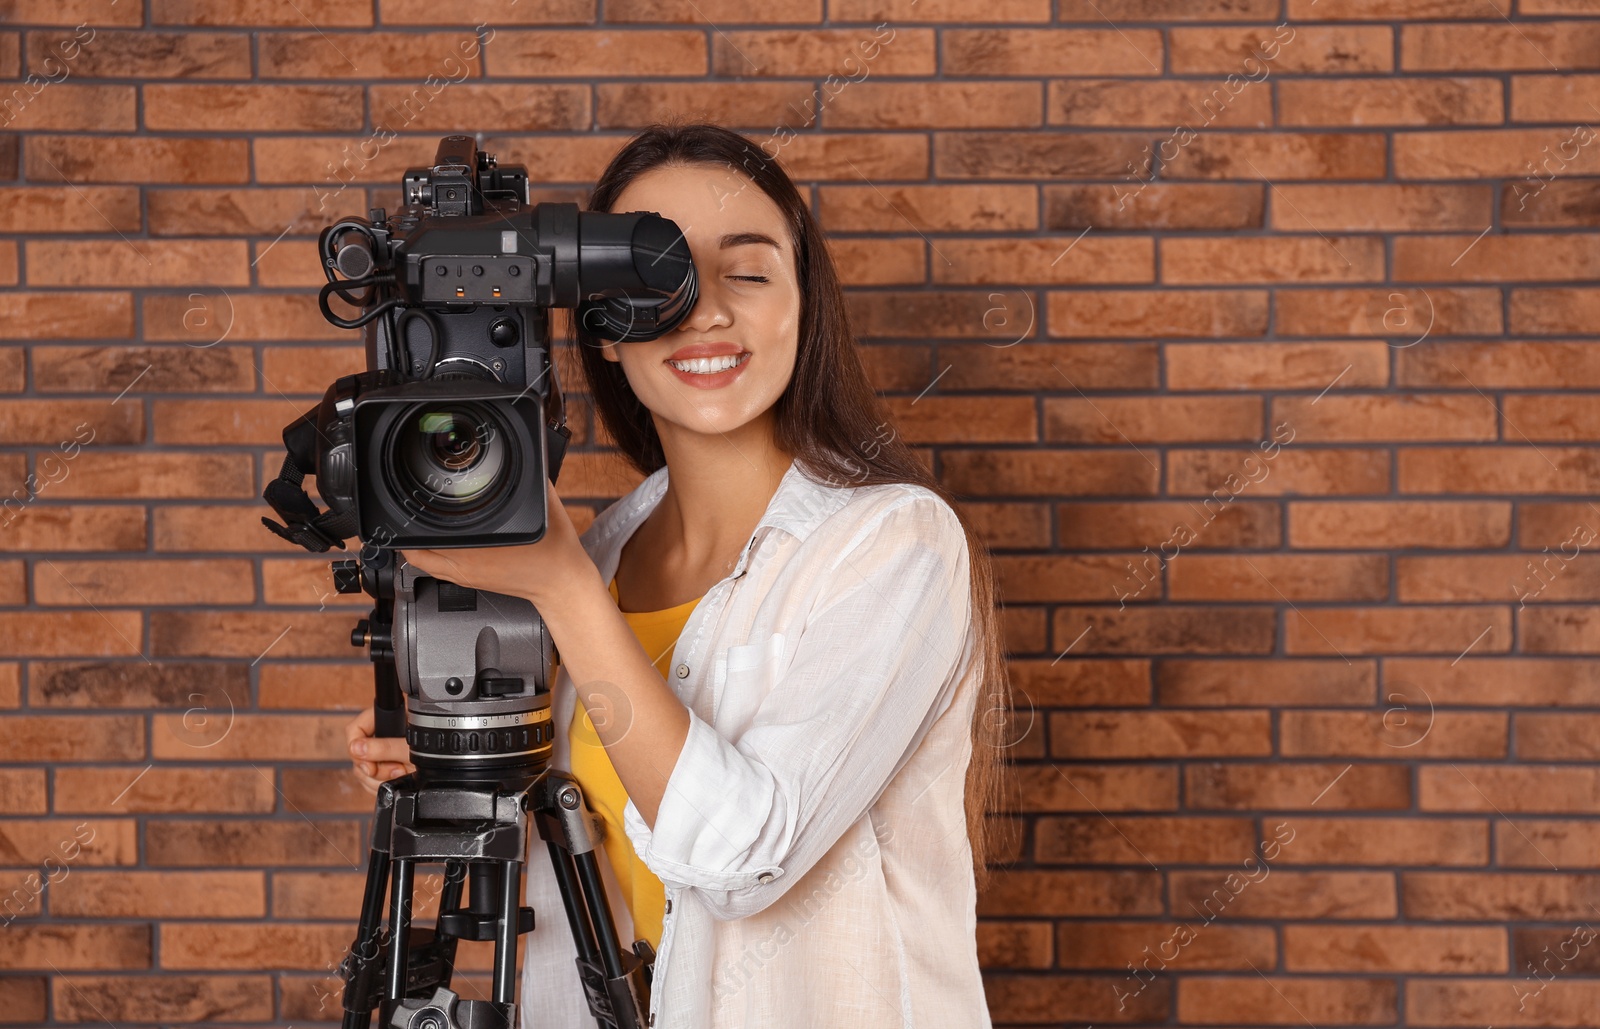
[668,353,745,374]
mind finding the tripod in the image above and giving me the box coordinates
[331,553,656,1029]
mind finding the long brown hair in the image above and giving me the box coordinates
[571,118,1018,893]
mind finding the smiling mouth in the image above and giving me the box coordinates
[666,352,750,374]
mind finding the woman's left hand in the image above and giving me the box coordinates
[398,479,594,606]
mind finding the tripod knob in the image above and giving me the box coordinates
[388,986,456,1029]
[351,619,370,647]
[332,558,363,594]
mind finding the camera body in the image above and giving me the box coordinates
[264,133,697,555]
[263,133,697,773]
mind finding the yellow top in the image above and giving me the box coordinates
[562,575,701,953]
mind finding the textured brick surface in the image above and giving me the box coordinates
[0,2,1595,1027]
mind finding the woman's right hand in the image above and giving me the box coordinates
[345,704,416,794]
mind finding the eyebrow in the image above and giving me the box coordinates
[719,231,783,252]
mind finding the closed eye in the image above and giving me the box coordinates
[729,275,769,283]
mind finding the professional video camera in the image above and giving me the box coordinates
[261,134,699,1029]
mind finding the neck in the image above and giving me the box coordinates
[651,414,794,570]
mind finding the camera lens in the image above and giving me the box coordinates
[394,403,509,515]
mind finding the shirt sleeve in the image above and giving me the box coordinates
[619,489,975,921]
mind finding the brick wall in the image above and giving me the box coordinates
[1,0,1596,1025]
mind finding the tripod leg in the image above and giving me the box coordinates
[493,860,521,1005]
[341,847,390,1029]
[385,858,415,1004]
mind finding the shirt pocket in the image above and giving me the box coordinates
[712,632,787,734]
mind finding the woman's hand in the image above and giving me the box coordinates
[398,479,593,606]
[345,704,415,794]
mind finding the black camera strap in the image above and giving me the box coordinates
[261,410,354,553]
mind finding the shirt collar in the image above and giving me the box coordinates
[579,456,855,579]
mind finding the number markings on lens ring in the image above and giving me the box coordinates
[408,709,549,730]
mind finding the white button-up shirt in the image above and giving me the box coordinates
[520,457,990,1029]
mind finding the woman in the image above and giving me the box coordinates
[345,119,1015,1028]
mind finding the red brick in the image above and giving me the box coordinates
[944,29,1164,76]
[0,84,134,132]
[980,922,1052,969]
[819,185,1039,233]
[54,767,274,814]
[161,922,352,971]
[43,453,253,500]
[1397,129,1600,178]
[1186,761,1409,810]
[1172,869,1397,919]
[1274,817,1488,866]
[716,28,934,77]
[259,31,481,79]
[1291,501,1511,549]
[829,81,1044,130]
[1044,395,1259,443]
[1390,657,1600,706]
[1396,234,1600,283]
[32,345,254,392]
[151,713,349,762]
[1178,976,1396,1024]
[1169,554,1388,602]
[1281,710,1509,758]
[977,869,1163,917]
[1286,924,1506,973]
[51,871,265,918]
[1409,980,1600,1027]
[1403,22,1600,70]
[1280,286,1503,337]
[1269,184,1493,231]
[0,977,44,1024]
[1047,289,1269,338]
[940,342,1158,391]
[1400,555,1600,602]
[605,0,817,18]
[1045,183,1264,230]
[3,609,141,659]
[1280,77,1501,126]
[1058,500,1281,550]
[146,820,362,867]
[155,0,376,24]
[596,81,818,130]
[496,29,704,76]
[1274,393,1495,441]
[1169,447,1391,497]
[1057,920,1275,971]
[1036,815,1256,864]
[3,0,142,22]
[935,131,1151,179]
[1051,711,1273,758]
[368,84,589,132]
[150,611,359,659]
[28,135,249,184]
[1161,236,1385,284]
[1512,287,1600,334]
[1496,820,1600,867]
[145,84,365,132]
[52,975,272,1023]
[29,660,247,708]
[0,292,132,338]
[943,449,1159,497]
[934,233,1152,281]
[1399,447,1600,494]
[0,770,46,814]
[1046,78,1270,128]
[826,237,924,286]
[258,662,372,711]
[988,972,1168,1024]
[833,0,1047,17]
[1171,26,1393,74]
[1164,132,1387,180]
[35,558,253,606]
[1403,871,1600,918]
[0,925,150,970]
[1158,659,1376,707]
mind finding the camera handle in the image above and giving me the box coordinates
[338,770,655,1029]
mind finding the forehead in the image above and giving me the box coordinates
[611,163,788,257]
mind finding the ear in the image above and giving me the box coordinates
[598,341,620,364]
